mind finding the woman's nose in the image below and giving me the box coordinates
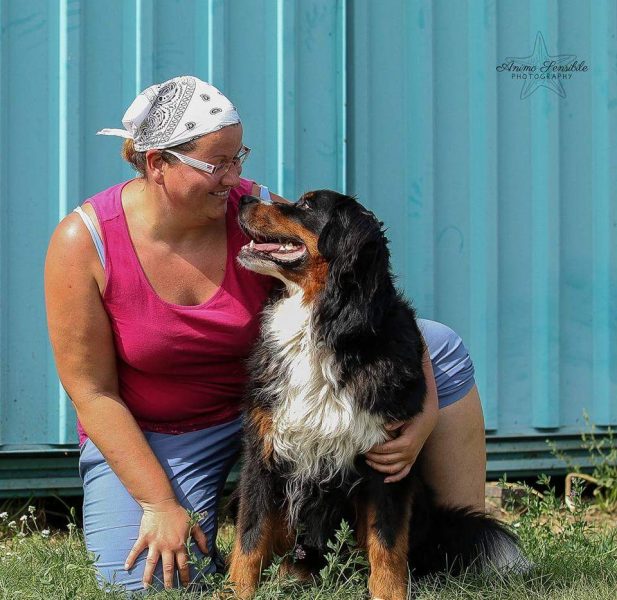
[220,164,242,187]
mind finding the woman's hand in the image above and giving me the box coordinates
[124,498,208,589]
[365,343,439,483]
[365,409,438,483]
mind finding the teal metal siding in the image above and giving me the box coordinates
[348,0,617,437]
[0,1,615,485]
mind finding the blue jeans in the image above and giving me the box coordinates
[79,318,475,592]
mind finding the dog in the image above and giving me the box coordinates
[228,190,525,599]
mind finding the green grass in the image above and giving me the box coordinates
[1,478,616,599]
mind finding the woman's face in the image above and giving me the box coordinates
[160,123,245,217]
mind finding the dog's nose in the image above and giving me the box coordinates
[240,194,259,206]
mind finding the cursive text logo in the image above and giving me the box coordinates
[496,31,589,99]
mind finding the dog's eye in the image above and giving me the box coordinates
[296,198,311,210]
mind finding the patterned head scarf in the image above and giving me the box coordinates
[97,75,241,151]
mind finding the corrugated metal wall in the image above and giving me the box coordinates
[1,1,615,469]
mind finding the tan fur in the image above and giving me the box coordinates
[228,509,294,599]
[249,406,274,463]
[362,503,411,600]
[240,202,327,299]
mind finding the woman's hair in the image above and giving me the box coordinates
[122,138,198,177]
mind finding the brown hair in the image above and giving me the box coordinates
[121,138,199,178]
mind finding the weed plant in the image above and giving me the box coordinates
[547,411,617,513]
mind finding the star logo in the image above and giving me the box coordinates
[504,31,576,99]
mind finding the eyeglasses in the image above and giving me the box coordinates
[163,145,251,178]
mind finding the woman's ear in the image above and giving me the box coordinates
[145,150,166,184]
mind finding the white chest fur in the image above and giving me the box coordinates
[261,291,388,489]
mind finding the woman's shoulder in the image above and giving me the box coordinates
[46,210,105,298]
[48,180,125,259]
[46,181,129,292]
[81,180,131,219]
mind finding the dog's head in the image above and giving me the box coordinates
[237,190,396,348]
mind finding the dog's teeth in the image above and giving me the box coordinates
[250,239,255,249]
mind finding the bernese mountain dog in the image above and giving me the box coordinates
[228,190,525,599]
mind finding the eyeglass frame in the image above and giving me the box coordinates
[162,145,251,178]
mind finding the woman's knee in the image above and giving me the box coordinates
[421,384,487,509]
[82,481,218,592]
[79,435,225,592]
[417,319,476,409]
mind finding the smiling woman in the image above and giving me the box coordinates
[44,76,280,593]
[44,74,506,596]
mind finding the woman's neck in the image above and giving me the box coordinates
[123,178,227,248]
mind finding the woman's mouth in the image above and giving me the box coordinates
[210,189,230,198]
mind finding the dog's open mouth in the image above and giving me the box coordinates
[240,236,307,263]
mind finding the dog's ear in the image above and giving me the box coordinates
[316,197,395,350]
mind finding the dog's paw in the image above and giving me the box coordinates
[277,557,314,583]
[211,582,248,600]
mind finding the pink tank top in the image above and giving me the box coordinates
[77,178,273,444]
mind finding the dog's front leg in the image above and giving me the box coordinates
[357,479,413,600]
[229,508,293,597]
[227,465,276,598]
[228,449,293,599]
[228,511,274,598]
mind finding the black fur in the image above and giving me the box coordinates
[316,195,397,351]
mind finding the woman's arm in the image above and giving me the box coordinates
[44,213,206,589]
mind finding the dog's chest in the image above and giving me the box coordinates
[262,294,387,476]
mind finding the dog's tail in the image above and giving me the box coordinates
[408,489,532,579]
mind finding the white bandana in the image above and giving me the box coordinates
[97,75,241,151]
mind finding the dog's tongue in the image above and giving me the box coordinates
[253,242,283,252]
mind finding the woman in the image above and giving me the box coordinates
[44,75,485,592]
